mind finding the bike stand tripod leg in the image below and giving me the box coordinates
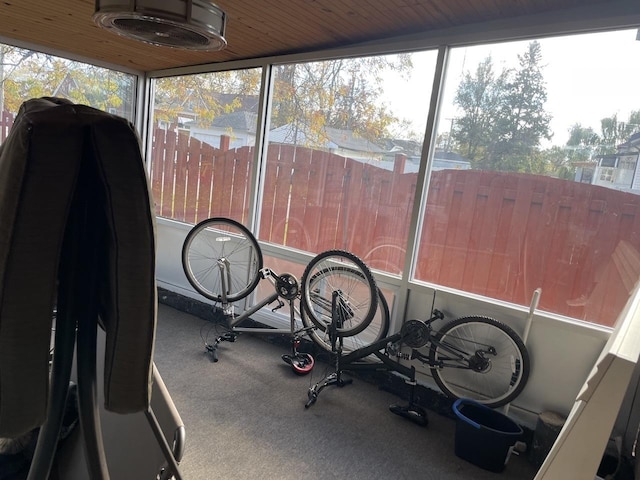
[388,367,428,427]
[305,290,352,408]
[205,332,237,362]
[305,370,353,408]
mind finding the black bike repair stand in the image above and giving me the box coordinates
[305,292,428,426]
[388,376,428,427]
[305,291,353,407]
[205,332,237,362]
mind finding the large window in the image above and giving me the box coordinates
[148,68,263,224]
[148,29,640,328]
[261,52,437,273]
[417,30,640,326]
[0,44,137,143]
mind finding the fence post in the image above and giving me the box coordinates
[1,110,15,141]
[393,153,406,175]
[219,135,230,151]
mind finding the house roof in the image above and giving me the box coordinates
[383,138,423,156]
[620,132,640,148]
[192,111,259,133]
[269,124,385,153]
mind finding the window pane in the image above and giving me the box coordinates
[148,68,262,225]
[261,52,436,274]
[0,44,137,143]
[417,30,640,327]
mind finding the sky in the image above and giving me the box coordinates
[380,28,640,147]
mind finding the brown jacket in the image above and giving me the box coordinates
[0,97,156,437]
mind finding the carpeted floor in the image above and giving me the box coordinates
[153,303,539,480]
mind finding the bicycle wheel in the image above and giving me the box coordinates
[300,250,377,337]
[429,316,530,408]
[182,217,263,303]
[303,286,390,353]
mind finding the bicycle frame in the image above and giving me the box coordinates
[223,268,310,337]
[206,266,317,373]
[306,302,529,414]
[304,303,443,423]
[338,311,441,366]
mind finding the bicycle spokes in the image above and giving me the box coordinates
[300,250,377,338]
[429,316,529,407]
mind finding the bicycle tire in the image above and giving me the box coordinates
[303,286,390,353]
[300,250,378,337]
[429,316,530,408]
[182,217,263,303]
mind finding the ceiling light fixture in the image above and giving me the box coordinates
[93,0,227,51]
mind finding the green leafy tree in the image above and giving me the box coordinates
[153,55,413,147]
[452,41,551,173]
[490,41,552,171]
[596,111,640,154]
[451,56,508,164]
[0,45,37,114]
[538,145,576,179]
[1,46,136,119]
[270,55,413,147]
[541,114,640,181]
[154,69,261,127]
[561,113,640,162]
[565,123,599,161]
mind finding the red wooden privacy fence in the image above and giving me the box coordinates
[149,127,640,327]
[6,109,631,325]
[419,170,640,326]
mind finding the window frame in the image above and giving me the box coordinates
[145,4,640,331]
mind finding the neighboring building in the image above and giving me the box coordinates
[181,113,473,171]
[187,111,258,149]
[155,93,259,134]
[396,149,471,174]
[574,161,597,185]
[431,150,472,172]
[268,123,386,162]
[574,132,640,193]
[381,139,471,173]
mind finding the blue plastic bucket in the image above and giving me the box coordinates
[452,398,523,472]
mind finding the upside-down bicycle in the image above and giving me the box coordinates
[181,217,386,374]
[181,217,530,417]
[305,299,531,424]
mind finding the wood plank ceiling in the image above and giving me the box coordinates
[0,0,623,72]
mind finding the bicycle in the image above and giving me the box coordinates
[305,297,530,425]
[181,217,386,374]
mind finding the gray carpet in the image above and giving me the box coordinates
[153,303,539,480]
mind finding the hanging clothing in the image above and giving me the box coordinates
[0,97,157,438]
